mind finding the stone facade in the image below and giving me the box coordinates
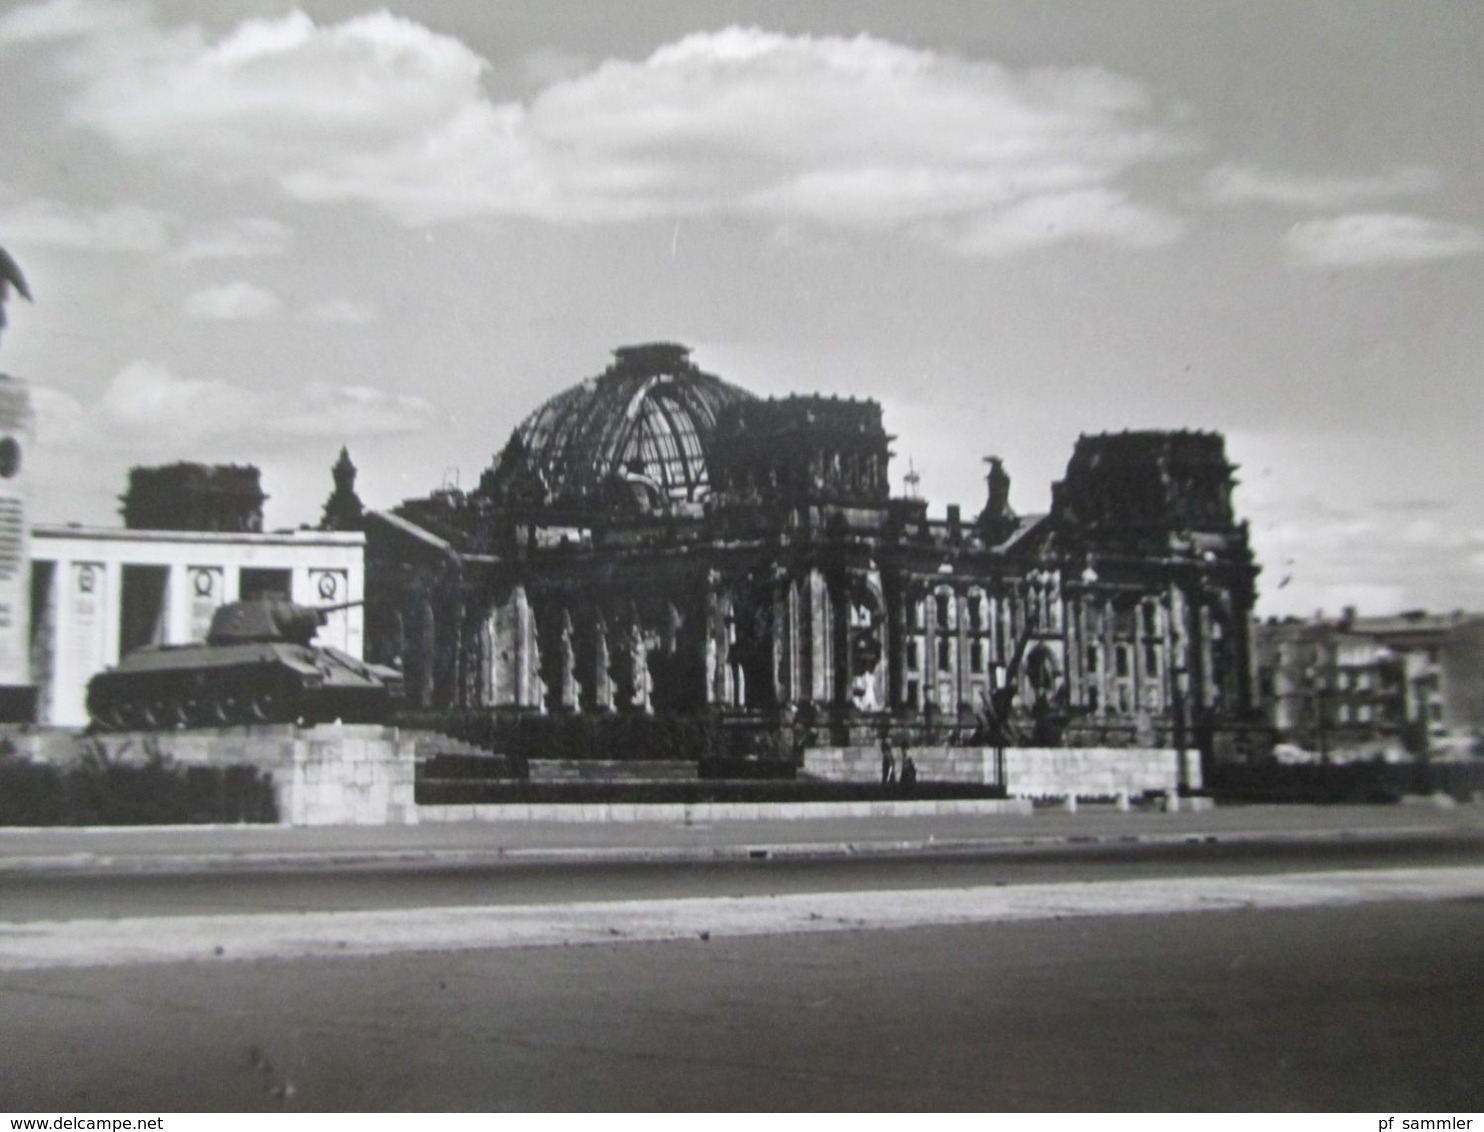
[369,343,1261,763]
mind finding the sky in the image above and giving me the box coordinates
[0,0,1479,620]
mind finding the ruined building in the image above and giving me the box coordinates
[366,343,1261,759]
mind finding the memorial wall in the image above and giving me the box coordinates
[0,374,32,719]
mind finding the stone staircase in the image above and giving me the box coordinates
[410,730,523,788]
[410,728,706,803]
[409,730,492,761]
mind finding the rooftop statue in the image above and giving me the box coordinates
[0,245,31,349]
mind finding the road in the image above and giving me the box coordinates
[1,806,1482,1111]
[2,827,1484,920]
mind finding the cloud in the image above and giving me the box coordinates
[177,216,293,260]
[520,47,591,87]
[272,380,435,437]
[35,361,437,454]
[1204,164,1441,209]
[1243,485,1484,618]
[299,297,376,325]
[69,11,498,186]
[1256,498,1376,556]
[30,361,439,526]
[949,188,1185,257]
[1270,582,1412,618]
[0,193,170,252]
[1371,497,1451,514]
[0,0,147,46]
[0,186,291,263]
[28,383,92,446]
[98,359,255,428]
[1283,213,1484,268]
[183,280,282,320]
[1232,425,1484,616]
[56,11,1188,255]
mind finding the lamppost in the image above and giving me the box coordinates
[1172,663,1190,794]
[1305,662,1330,765]
[991,661,1007,789]
[1316,682,1330,765]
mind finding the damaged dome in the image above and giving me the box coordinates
[478,343,756,509]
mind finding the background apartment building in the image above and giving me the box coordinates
[1256,609,1484,760]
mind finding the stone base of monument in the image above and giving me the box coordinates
[27,723,419,826]
[258,724,419,826]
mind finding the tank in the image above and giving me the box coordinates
[86,598,404,731]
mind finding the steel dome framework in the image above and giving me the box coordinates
[484,343,756,508]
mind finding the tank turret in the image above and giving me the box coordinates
[207,598,362,647]
[86,598,403,732]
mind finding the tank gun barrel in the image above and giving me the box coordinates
[312,598,364,621]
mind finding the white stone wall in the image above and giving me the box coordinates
[802,743,1197,797]
[802,745,995,784]
[279,725,418,826]
[420,798,1034,822]
[1003,746,1198,798]
[801,745,885,783]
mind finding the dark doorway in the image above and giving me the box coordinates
[120,565,169,655]
[29,560,55,722]
[239,567,292,601]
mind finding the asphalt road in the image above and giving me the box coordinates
[3,801,1480,868]
[2,827,1484,921]
[2,807,1482,1112]
[3,898,1481,1111]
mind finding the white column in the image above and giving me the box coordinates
[164,564,190,644]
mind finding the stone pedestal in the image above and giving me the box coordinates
[70,723,418,826]
[271,724,419,826]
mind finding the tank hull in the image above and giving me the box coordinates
[86,641,403,731]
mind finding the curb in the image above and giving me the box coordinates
[414,798,1034,823]
[0,823,1472,876]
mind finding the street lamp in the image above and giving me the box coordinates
[1172,664,1190,793]
[1304,662,1330,764]
[991,661,1008,789]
